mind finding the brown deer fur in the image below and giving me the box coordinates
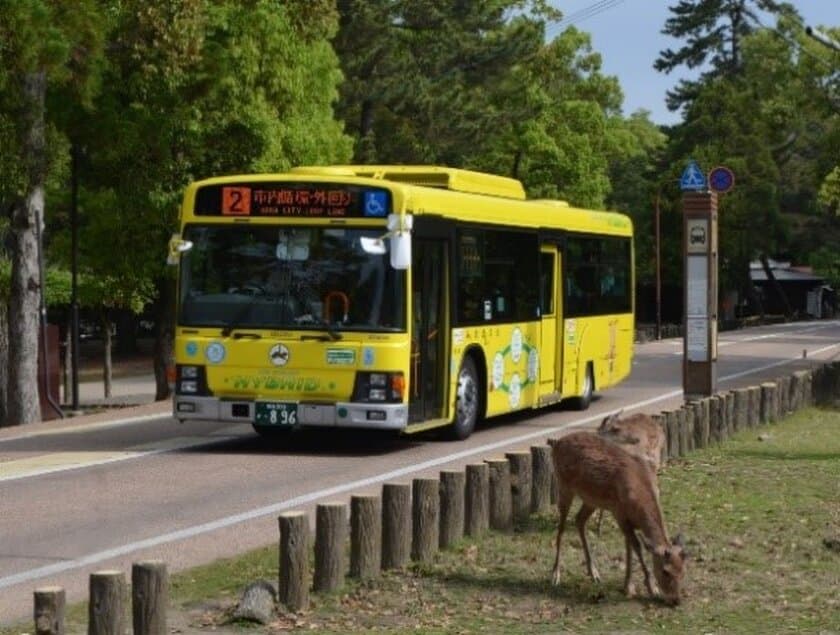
[597,410,666,473]
[547,431,687,605]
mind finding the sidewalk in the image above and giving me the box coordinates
[75,373,158,408]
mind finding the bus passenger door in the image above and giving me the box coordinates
[409,239,447,422]
[538,246,562,403]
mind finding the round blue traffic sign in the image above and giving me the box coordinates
[708,166,735,193]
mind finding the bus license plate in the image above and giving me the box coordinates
[255,402,298,426]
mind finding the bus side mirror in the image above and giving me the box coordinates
[167,234,193,265]
[390,233,411,269]
[388,214,412,270]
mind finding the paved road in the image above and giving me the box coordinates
[1,320,838,623]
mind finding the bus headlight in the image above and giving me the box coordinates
[180,380,198,393]
[352,371,405,403]
[176,364,211,396]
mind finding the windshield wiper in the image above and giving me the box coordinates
[230,331,262,339]
[298,318,343,341]
[220,295,263,337]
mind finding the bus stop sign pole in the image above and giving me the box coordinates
[682,189,718,398]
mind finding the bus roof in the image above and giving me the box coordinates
[185,165,632,236]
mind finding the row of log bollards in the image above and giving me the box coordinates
[655,367,825,463]
[29,361,840,630]
[276,445,557,611]
[34,561,167,635]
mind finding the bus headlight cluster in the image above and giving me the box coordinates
[176,365,210,396]
[353,371,405,403]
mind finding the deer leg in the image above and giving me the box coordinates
[627,530,659,598]
[622,534,636,597]
[575,503,600,583]
[551,490,573,586]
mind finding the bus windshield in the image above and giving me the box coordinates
[178,225,406,332]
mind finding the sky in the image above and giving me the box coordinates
[548,0,840,125]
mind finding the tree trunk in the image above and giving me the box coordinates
[62,325,71,405]
[115,310,139,355]
[153,276,175,400]
[7,71,47,426]
[0,301,8,425]
[102,313,112,399]
[760,254,793,318]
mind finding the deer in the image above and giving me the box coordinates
[547,431,688,606]
[597,410,666,473]
[595,410,666,533]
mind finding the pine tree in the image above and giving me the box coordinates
[654,0,787,112]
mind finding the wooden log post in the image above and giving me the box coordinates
[775,376,785,417]
[505,451,532,524]
[439,470,465,549]
[382,483,411,569]
[652,415,668,465]
[88,571,125,635]
[411,478,439,563]
[790,371,806,411]
[132,560,168,635]
[760,382,778,425]
[664,410,679,460]
[677,408,689,457]
[733,388,749,432]
[804,370,814,407]
[812,364,829,404]
[747,386,761,428]
[465,463,489,537]
[486,458,513,531]
[34,586,65,635]
[698,398,711,448]
[830,362,840,403]
[778,375,791,416]
[684,404,696,452]
[278,511,309,612]
[709,395,723,444]
[725,391,735,439]
[530,445,553,514]
[350,495,381,580]
[314,503,347,593]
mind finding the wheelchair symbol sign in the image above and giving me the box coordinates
[363,191,389,217]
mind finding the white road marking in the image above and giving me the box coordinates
[0,436,237,484]
[1,328,838,590]
[672,322,839,354]
[0,412,170,445]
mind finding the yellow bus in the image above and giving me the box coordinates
[168,166,633,439]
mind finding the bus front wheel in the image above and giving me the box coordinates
[569,363,594,411]
[449,356,480,440]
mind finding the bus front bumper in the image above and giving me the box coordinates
[173,396,409,431]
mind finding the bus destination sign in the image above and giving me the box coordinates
[194,183,392,218]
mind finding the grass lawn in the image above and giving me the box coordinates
[4,407,839,634]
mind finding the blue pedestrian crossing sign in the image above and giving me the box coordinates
[680,160,707,191]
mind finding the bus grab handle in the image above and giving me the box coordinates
[324,290,350,323]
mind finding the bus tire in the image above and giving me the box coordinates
[448,355,481,440]
[569,363,594,411]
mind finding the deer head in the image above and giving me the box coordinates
[641,533,689,606]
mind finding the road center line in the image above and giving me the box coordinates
[1,335,838,591]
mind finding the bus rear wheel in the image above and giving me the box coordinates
[448,356,480,440]
[569,363,594,411]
